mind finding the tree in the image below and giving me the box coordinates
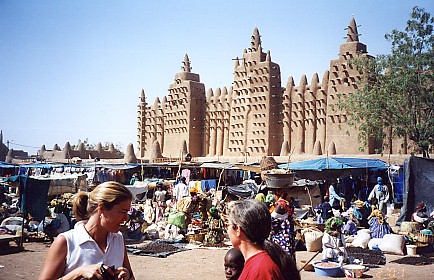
[339,6,434,157]
[102,142,125,158]
[71,138,95,150]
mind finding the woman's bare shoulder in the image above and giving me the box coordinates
[49,233,68,253]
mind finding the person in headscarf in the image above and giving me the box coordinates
[254,192,266,203]
[322,217,347,262]
[411,202,429,229]
[368,209,392,238]
[368,177,389,215]
[351,199,371,228]
[204,205,225,244]
[265,190,276,210]
[270,199,296,257]
[341,211,358,236]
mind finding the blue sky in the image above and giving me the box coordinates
[0,1,431,156]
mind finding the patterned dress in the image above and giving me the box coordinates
[369,217,392,238]
[270,216,295,256]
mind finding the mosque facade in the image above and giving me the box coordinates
[137,17,405,160]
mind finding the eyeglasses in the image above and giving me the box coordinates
[225,222,235,230]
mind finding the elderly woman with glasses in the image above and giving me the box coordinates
[226,199,300,280]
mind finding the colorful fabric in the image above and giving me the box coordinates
[181,169,191,184]
[270,217,295,255]
[369,217,392,238]
[342,220,358,235]
[238,251,283,280]
[319,202,333,223]
[352,203,370,228]
[265,193,276,203]
[255,193,266,202]
[201,179,217,192]
[329,185,343,208]
[325,217,344,233]
[275,199,290,213]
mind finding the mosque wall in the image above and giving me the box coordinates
[137,17,395,160]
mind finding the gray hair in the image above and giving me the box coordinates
[227,199,271,245]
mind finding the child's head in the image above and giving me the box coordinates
[224,248,245,280]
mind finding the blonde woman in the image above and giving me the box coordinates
[39,181,135,280]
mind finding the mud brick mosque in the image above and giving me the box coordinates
[137,17,407,160]
[7,17,407,163]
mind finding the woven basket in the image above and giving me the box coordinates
[260,157,278,171]
[417,233,434,244]
[186,233,205,243]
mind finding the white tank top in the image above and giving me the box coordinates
[61,221,125,276]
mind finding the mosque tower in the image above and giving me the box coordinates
[162,54,206,157]
[326,16,379,154]
[227,28,282,157]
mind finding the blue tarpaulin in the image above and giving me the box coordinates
[278,157,389,180]
[19,163,64,169]
[0,161,16,168]
[279,157,388,171]
[3,175,50,221]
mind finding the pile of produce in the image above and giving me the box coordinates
[391,252,434,266]
[346,247,386,265]
[263,169,292,174]
[135,241,179,254]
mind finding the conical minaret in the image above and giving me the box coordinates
[182,54,192,72]
[250,27,261,52]
[346,16,359,42]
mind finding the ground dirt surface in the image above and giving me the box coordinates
[1,240,433,280]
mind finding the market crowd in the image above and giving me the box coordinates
[1,172,434,280]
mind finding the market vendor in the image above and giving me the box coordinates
[341,212,357,236]
[176,192,201,228]
[368,209,392,239]
[411,202,430,229]
[322,217,347,263]
[352,199,371,228]
[204,206,225,244]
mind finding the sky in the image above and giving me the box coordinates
[1,0,431,156]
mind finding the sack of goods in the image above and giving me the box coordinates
[168,211,185,229]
